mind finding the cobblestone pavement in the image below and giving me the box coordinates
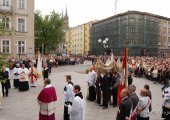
[0,61,163,120]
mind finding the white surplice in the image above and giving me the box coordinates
[64,84,75,103]
[19,68,29,82]
[68,96,86,120]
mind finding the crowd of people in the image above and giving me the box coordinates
[0,55,87,120]
[87,56,170,120]
[0,56,53,109]
[0,54,170,120]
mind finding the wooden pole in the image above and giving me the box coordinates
[124,48,128,88]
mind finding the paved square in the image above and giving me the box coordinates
[0,61,162,120]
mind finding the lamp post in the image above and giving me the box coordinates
[98,37,109,55]
[64,44,69,56]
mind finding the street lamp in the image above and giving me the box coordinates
[64,44,69,56]
[98,38,109,54]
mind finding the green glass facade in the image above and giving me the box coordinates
[90,12,160,56]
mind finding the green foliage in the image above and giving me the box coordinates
[0,18,16,36]
[35,10,64,53]
[0,54,9,68]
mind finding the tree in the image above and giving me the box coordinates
[35,10,64,54]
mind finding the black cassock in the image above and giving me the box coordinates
[100,74,110,107]
[42,68,49,79]
[88,86,96,101]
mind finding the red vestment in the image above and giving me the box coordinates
[37,85,57,120]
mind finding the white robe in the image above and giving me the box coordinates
[19,68,29,82]
[68,96,86,120]
[64,84,75,103]
[13,67,21,79]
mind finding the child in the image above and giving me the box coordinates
[144,84,152,112]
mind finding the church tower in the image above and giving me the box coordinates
[63,6,69,31]
[58,6,70,54]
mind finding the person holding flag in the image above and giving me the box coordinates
[117,48,128,106]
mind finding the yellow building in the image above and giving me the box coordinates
[66,21,95,55]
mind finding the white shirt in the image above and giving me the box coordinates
[138,96,150,118]
[68,96,86,120]
[13,67,21,79]
[87,70,97,86]
[64,83,75,102]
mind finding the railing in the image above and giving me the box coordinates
[0,5,12,13]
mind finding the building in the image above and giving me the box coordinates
[66,21,94,55]
[0,0,34,57]
[90,11,170,56]
[57,7,69,54]
[159,20,170,56]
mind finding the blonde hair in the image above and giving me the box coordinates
[140,89,148,97]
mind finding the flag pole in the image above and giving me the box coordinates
[124,48,128,88]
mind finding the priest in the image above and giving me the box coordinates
[29,62,38,87]
[68,85,86,120]
[37,79,57,120]
[13,64,20,88]
[64,75,74,120]
[18,64,29,91]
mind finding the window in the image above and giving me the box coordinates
[18,0,26,9]
[1,40,10,53]
[3,0,10,6]
[17,18,26,32]
[2,17,10,29]
[164,22,167,28]
[17,41,25,54]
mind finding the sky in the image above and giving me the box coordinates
[35,0,170,27]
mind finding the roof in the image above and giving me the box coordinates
[92,11,170,25]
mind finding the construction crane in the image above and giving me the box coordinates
[115,0,118,15]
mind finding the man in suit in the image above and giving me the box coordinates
[100,71,110,109]
[110,71,120,107]
[116,89,132,120]
[128,84,139,111]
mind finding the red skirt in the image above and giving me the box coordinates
[39,113,55,120]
